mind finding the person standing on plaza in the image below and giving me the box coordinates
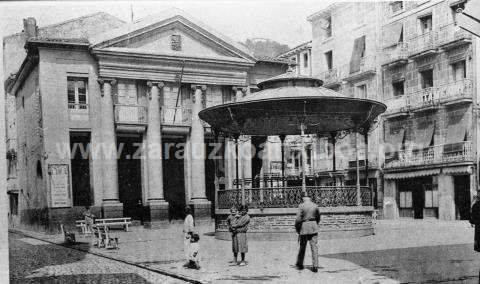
[183,205,195,267]
[227,206,240,264]
[470,195,480,252]
[231,205,250,266]
[295,192,320,272]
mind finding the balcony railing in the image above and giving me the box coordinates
[340,56,377,81]
[382,42,409,66]
[68,103,88,110]
[114,104,147,124]
[385,141,473,168]
[217,185,373,209]
[162,106,192,126]
[285,165,314,176]
[318,68,340,86]
[437,23,471,47]
[409,31,436,56]
[386,79,473,113]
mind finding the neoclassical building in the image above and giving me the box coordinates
[7,9,288,229]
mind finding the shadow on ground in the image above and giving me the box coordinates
[9,232,91,282]
[323,243,480,283]
[11,273,153,284]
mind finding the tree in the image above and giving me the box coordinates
[242,38,290,58]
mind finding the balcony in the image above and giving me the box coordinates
[437,23,472,50]
[68,103,89,122]
[382,42,409,67]
[385,141,473,168]
[408,79,473,110]
[409,87,439,111]
[409,31,438,58]
[285,165,314,177]
[114,104,147,132]
[162,106,192,126]
[318,68,341,87]
[384,95,409,117]
[341,56,376,82]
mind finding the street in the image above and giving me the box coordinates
[9,220,480,283]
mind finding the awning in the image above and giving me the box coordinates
[443,166,473,175]
[413,124,434,149]
[445,121,468,144]
[383,22,403,48]
[350,36,366,74]
[384,168,441,180]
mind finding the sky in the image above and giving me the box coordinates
[0,0,339,47]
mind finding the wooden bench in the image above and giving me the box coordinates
[76,216,94,236]
[95,225,118,249]
[94,217,132,231]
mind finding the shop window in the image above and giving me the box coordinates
[419,14,433,34]
[325,51,333,70]
[424,184,439,207]
[420,69,434,89]
[399,191,412,208]
[67,77,88,110]
[392,81,405,96]
[451,60,466,81]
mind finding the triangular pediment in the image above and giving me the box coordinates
[91,9,255,62]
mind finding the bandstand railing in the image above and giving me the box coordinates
[217,186,373,209]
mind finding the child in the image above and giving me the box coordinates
[183,206,195,267]
[187,233,201,270]
[226,206,239,264]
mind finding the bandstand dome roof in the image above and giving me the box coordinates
[198,72,386,136]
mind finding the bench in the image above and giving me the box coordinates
[76,216,94,236]
[94,225,118,249]
[94,217,132,231]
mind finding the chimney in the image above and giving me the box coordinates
[23,17,38,39]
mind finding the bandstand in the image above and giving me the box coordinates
[198,72,386,240]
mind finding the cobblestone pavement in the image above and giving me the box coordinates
[9,231,186,284]
[11,220,480,283]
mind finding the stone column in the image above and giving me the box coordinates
[146,81,169,224]
[98,78,123,218]
[189,84,211,218]
[438,173,455,220]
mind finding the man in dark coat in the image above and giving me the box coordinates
[295,192,320,272]
[470,195,480,252]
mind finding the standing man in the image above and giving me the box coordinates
[295,192,320,272]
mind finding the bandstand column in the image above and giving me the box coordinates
[301,123,307,193]
[355,130,362,206]
[279,134,286,186]
[146,81,169,223]
[189,84,211,218]
[330,132,336,186]
[98,78,123,218]
[364,128,369,187]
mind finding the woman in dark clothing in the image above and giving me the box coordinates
[231,205,250,266]
[470,195,480,252]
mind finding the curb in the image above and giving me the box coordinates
[10,229,207,284]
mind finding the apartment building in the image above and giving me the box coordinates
[277,41,312,76]
[305,0,478,220]
[307,2,384,207]
[380,0,478,220]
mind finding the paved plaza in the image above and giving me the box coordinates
[10,220,480,283]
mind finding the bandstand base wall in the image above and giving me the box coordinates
[215,207,374,241]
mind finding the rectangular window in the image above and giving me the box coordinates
[325,51,333,70]
[392,81,405,96]
[303,53,309,68]
[391,1,403,13]
[399,191,412,208]
[451,60,466,81]
[419,15,433,34]
[9,193,18,215]
[67,77,88,110]
[420,69,434,89]
[325,17,332,38]
[356,84,367,98]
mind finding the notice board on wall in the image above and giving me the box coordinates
[49,164,70,208]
